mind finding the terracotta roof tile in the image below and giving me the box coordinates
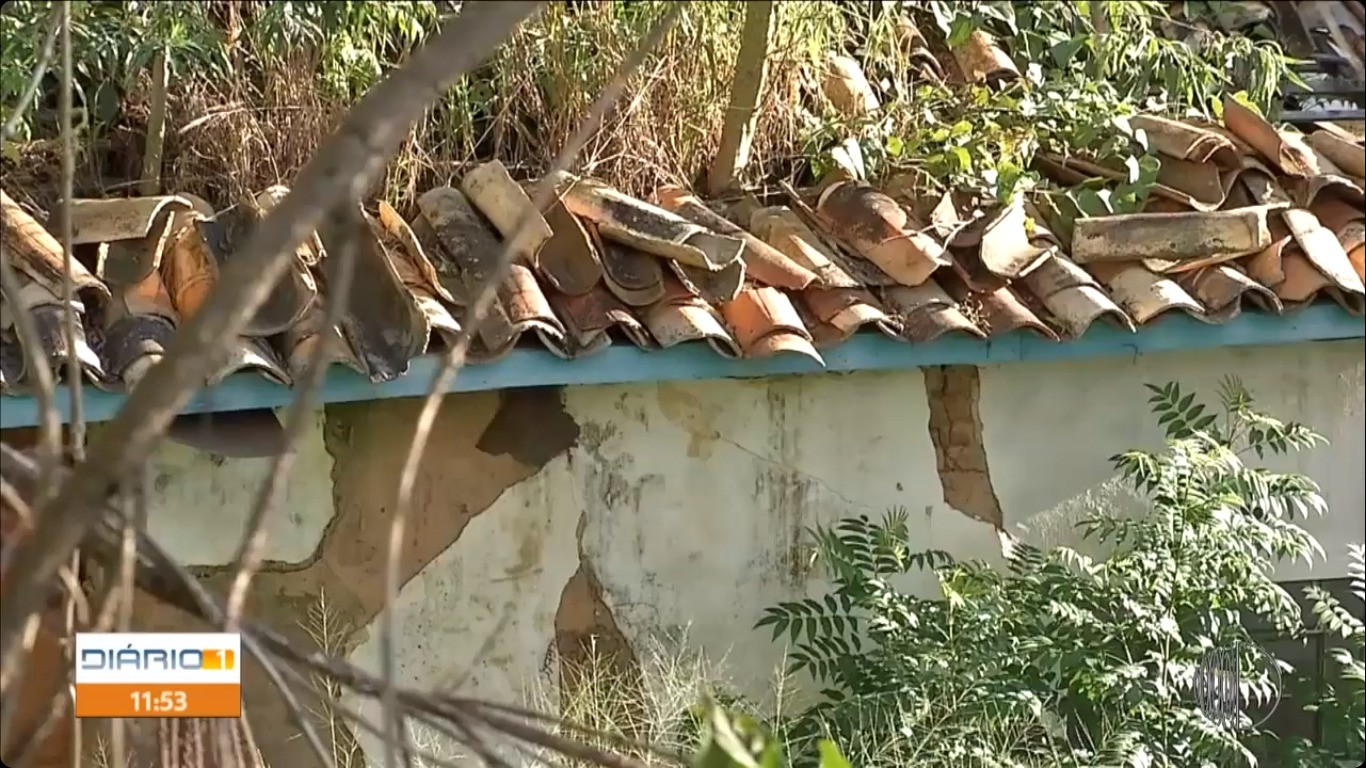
[2,112,1364,398]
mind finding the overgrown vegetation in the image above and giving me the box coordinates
[811,0,1296,211]
[2,0,1298,212]
[753,379,1363,767]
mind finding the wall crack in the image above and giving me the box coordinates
[923,365,1005,529]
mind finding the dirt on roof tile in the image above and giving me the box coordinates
[814,180,949,287]
[656,185,817,290]
[1071,206,1277,272]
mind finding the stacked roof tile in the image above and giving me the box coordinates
[1,97,1362,399]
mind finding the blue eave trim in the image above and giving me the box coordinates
[1,304,1362,429]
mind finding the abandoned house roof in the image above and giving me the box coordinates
[2,1,1366,429]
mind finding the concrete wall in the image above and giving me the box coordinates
[133,340,1364,766]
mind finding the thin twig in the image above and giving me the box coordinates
[223,203,360,629]
[0,613,41,757]
[65,550,80,768]
[0,1,61,141]
[2,442,657,768]
[378,7,683,768]
[0,444,345,768]
[0,0,546,666]
[107,467,148,768]
[0,477,32,529]
[0,254,60,489]
[58,0,84,461]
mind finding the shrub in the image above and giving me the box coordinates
[758,377,1358,767]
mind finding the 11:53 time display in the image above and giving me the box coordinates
[129,689,189,713]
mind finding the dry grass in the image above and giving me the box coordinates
[4,2,918,212]
[299,588,367,768]
[519,634,756,768]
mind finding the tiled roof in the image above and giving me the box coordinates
[2,101,1365,400]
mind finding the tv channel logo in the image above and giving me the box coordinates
[74,632,242,718]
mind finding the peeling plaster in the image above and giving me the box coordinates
[923,365,1005,529]
[554,509,641,706]
[344,456,585,767]
[128,388,582,768]
[101,343,1364,768]
[144,411,335,566]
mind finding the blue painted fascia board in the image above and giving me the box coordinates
[1,304,1361,429]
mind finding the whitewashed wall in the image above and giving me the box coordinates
[139,339,1365,767]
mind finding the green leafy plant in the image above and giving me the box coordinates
[758,378,1345,767]
[692,698,852,768]
[1272,544,1365,767]
[803,0,1296,214]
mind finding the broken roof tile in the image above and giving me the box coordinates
[1129,115,1242,168]
[1020,253,1136,338]
[721,286,823,365]
[207,193,318,337]
[1273,248,1364,314]
[940,270,1058,340]
[1308,130,1366,178]
[1280,207,1366,297]
[747,205,861,289]
[462,159,554,274]
[208,337,290,389]
[814,180,949,287]
[160,209,218,320]
[1086,262,1206,324]
[798,287,899,347]
[1178,264,1282,323]
[1221,97,1318,178]
[642,273,739,358]
[656,185,817,290]
[537,196,605,296]
[552,171,744,273]
[932,196,1050,284]
[881,281,985,342]
[549,285,652,358]
[1,190,107,310]
[594,228,667,307]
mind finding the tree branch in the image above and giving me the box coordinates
[0,0,546,669]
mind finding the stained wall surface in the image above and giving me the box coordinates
[130,340,1364,767]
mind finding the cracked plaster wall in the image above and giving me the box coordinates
[127,341,1364,767]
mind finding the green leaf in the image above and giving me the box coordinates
[947,16,977,48]
[949,146,971,173]
[817,740,853,768]
[1052,35,1088,68]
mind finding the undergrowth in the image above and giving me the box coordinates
[756,377,1363,768]
[2,0,1299,214]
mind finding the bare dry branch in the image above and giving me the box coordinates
[58,1,84,461]
[379,7,683,768]
[0,0,546,666]
[1,441,657,768]
[0,253,60,487]
[224,204,360,629]
[0,613,40,756]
